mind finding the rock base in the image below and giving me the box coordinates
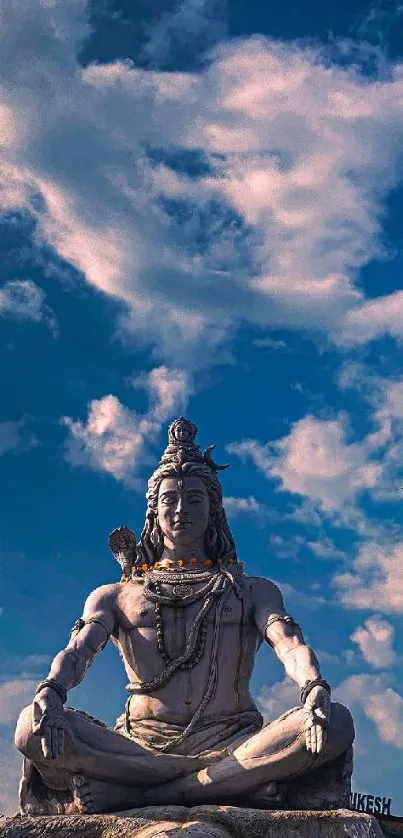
[0,807,384,838]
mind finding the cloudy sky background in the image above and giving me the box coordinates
[1,0,403,814]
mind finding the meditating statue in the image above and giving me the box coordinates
[15,417,354,816]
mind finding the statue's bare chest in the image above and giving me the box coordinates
[112,578,261,708]
[115,579,253,634]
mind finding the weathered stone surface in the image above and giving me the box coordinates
[378,817,403,838]
[0,806,384,838]
[245,745,353,811]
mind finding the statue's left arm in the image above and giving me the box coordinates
[252,577,331,755]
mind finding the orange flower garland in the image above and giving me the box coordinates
[132,557,246,574]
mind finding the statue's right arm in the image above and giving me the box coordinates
[32,585,117,759]
[46,584,117,692]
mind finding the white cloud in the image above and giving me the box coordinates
[340,364,403,436]
[0,419,38,457]
[61,366,191,485]
[356,0,403,48]
[62,395,147,486]
[350,616,398,668]
[306,537,346,561]
[0,654,52,682]
[337,367,403,500]
[273,579,327,608]
[335,674,403,749]
[268,533,306,561]
[370,379,403,477]
[141,0,226,67]
[257,678,300,723]
[0,679,38,815]
[131,366,191,421]
[316,649,339,664]
[228,415,382,512]
[0,421,24,457]
[0,679,36,726]
[228,369,403,525]
[333,540,403,614]
[337,290,403,347]
[0,649,54,814]
[0,729,23,814]
[229,399,403,616]
[2,1,403,361]
[223,495,266,518]
[253,337,287,350]
[0,280,57,335]
[368,688,403,748]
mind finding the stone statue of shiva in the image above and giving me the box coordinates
[15,417,354,815]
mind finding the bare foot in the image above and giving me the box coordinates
[19,758,75,815]
[246,781,289,808]
[73,774,141,814]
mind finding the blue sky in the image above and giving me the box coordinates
[1,0,403,816]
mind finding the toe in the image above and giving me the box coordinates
[73,774,86,789]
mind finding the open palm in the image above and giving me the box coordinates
[303,685,331,755]
[32,689,67,759]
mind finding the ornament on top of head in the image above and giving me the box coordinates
[159,417,229,472]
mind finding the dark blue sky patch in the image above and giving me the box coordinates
[147,146,213,178]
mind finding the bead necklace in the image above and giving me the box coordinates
[146,569,217,669]
[121,559,245,582]
[129,570,228,694]
[143,568,220,607]
[155,600,208,670]
[125,566,242,753]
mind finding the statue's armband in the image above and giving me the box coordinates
[69,615,111,652]
[70,618,86,640]
[264,613,303,648]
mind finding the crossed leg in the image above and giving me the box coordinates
[142,702,355,806]
[14,705,213,814]
[15,702,354,813]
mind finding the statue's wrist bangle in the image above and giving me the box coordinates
[300,678,331,704]
[35,679,67,704]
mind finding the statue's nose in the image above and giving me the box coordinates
[175,495,185,513]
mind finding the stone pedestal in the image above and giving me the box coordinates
[0,807,384,838]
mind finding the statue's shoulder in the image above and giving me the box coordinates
[244,575,284,609]
[83,582,121,612]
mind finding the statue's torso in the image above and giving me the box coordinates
[111,576,264,726]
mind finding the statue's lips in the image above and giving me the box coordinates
[173,521,192,529]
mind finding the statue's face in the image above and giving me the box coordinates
[174,422,190,442]
[157,476,209,548]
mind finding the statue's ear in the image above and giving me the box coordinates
[150,521,163,550]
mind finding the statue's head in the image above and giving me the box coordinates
[136,418,237,568]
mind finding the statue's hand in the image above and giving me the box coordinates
[32,688,68,760]
[303,685,331,755]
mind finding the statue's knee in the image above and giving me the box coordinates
[330,702,355,750]
[15,704,34,756]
